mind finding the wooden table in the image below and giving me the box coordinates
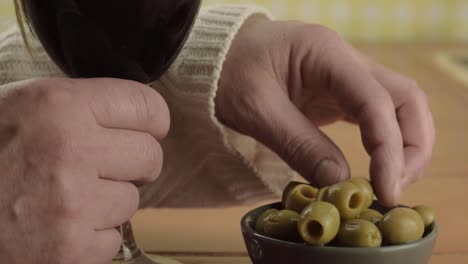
[130,43,468,264]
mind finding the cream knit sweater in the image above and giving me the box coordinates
[0,5,296,208]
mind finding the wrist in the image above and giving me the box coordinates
[215,15,271,130]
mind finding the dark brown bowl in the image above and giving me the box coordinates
[241,201,438,264]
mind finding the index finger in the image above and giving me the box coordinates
[369,63,435,187]
[80,78,170,140]
[322,47,404,206]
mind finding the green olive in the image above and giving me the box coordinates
[359,209,384,225]
[348,177,374,209]
[263,210,301,241]
[255,209,279,234]
[324,182,366,220]
[378,207,425,245]
[412,205,435,229]
[317,186,330,201]
[298,201,340,246]
[284,184,319,213]
[335,219,382,248]
[281,181,304,207]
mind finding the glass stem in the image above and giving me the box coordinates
[114,221,142,261]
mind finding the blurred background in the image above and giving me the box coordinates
[206,0,468,42]
[2,0,468,42]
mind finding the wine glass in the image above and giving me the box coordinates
[20,0,202,263]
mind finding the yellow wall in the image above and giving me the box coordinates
[1,0,467,42]
[0,0,14,24]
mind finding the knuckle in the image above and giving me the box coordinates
[147,90,170,137]
[2,79,74,112]
[106,230,123,262]
[133,84,170,137]
[421,147,433,167]
[368,93,395,116]
[378,92,395,111]
[354,102,371,123]
[308,24,342,44]
[34,79,75,108]
[143,137,163,182]
[407,80,429,105]
[47,169,80,219]
[283,133,321,166]
[131,83,153,119]
[127,184,141,215]
[38,133,74,173]
[290,24,345,60]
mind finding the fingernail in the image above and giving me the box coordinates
[389,179,402,206]
[313,159,341,186]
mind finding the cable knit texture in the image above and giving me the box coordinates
[0,5,296,208]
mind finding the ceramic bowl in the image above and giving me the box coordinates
[241,201,438,264]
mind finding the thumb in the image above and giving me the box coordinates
[248,83,351,188]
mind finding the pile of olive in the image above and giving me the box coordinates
[255,177,435,248]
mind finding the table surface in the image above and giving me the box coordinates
[130,43,468,264]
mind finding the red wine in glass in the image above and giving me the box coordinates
[22,0,201,84]
[20,0,201,263]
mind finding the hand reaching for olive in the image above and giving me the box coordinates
[216,17,435,207]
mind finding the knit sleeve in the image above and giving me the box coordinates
[139,5,297,208]
[0,24,63,83]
